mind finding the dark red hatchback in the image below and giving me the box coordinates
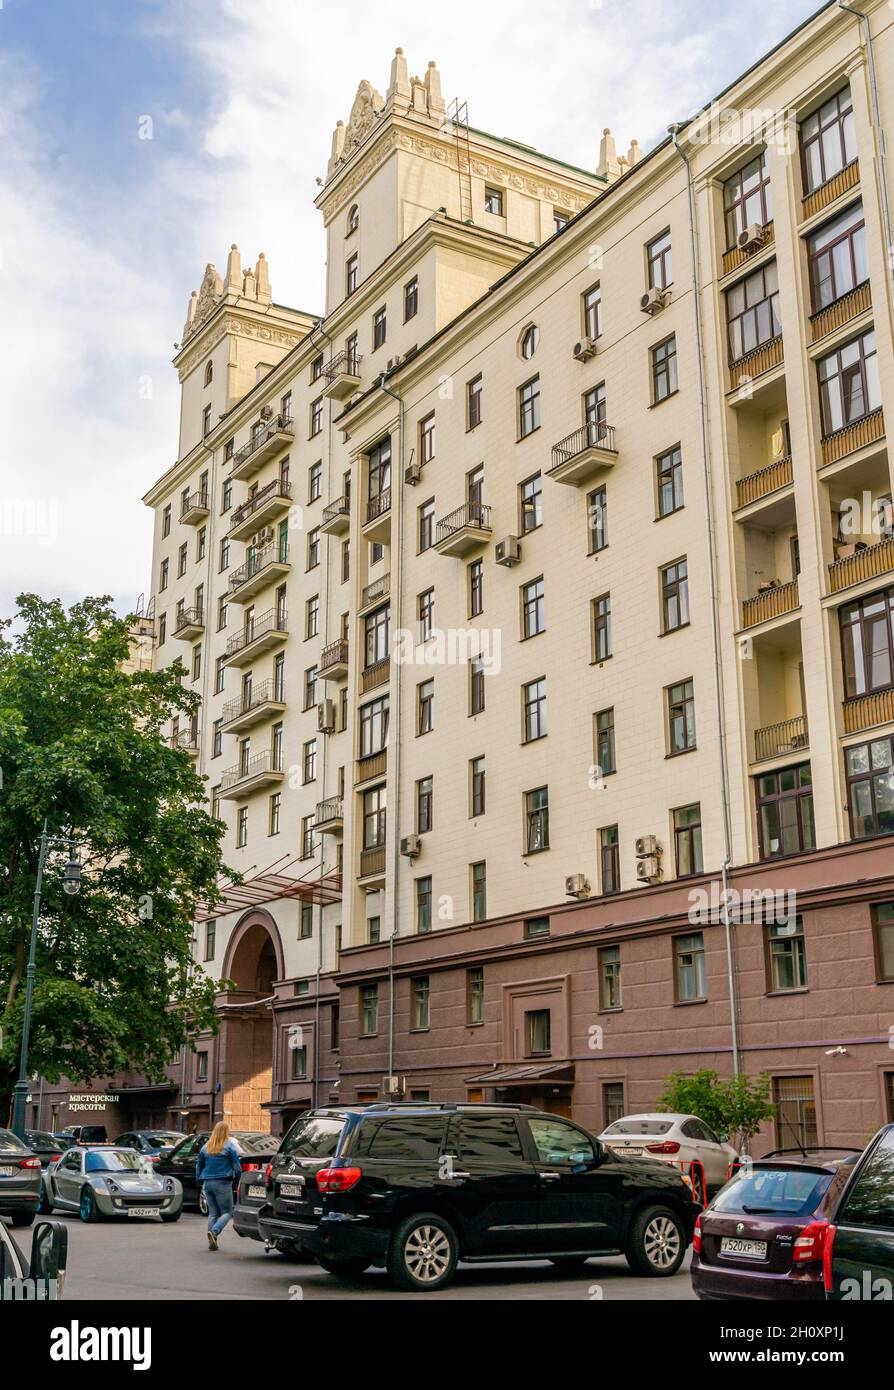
[690,1149,859,1301]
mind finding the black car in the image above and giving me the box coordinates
[257,1102,701,1292]
[0,1128,44,1226]
[115,1130,184,1164]
[824,1123,894,1300]
[156,1130,279,1212]
[23,1131,70,1167]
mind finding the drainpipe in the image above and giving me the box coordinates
[838,1,894,306]
[378,374,405,1082]
[668,124,741,1076]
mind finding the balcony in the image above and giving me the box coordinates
[229,412,294,481]
[170,728,200,757]
[173,605,205,640]
[361,572,390,611]
[728,335,784,395]
[228,479,292,542]
[322,350,363,402]
[843,688,894,736]
[828,536,894,595]
[361,656,390,693]
[434,501,492,557]
[735,456,793,511]
[219,749,284,800]
[363,488,392,543]
[821,407,885,469]
[221,679,286,734]
[801,160,859,223]
[548,422,618,486]
[753,715,809,764]
[315,797,344,835]
[355,748,387,785]
[810,281,871,344]
[741,579,799,629]
[321,495,351,536]
[179,490,209,526]
[228,542,291,603]
[224,607,288,667]
[319,638,349,681]
[721,221,774,277]
[358,844,386,884]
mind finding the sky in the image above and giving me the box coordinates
[0,0,826,620]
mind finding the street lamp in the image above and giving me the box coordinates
[10,820,82,1140]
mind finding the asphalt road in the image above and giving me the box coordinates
[55,1210,696,1301]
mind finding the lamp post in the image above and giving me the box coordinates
[10,819,81,1139]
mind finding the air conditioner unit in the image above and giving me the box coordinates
[565,873,591,899]
[382,1075,406,1098]
[260,404,274,420]
[400,834,422,858]
[636,855,661,883]
[737,223,766,252]
[386,355,403,372]
[495,535,521,567]
[573,336,598,363]
[640,286,670,315]
[253,526,274,545]
[635,834,658,858]
[317,699,336,733]
[404,462,422,485]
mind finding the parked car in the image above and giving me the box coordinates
[115,1130,184,1163]
[59,1125,108,1144]
[39,1145,183,1223]
[0,1129,43,1227]
[824,1123,894,1300]
[234,1168,275,1244]
[23,1131,69,1166]
[690,1148,860,1300]
[257,1102,701,1292]
[598,1114,739,1195]
[156,1130,279,1212]
[0,1217,69,1300]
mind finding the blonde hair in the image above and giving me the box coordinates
[207,1121,230,1155]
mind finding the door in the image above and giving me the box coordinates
[829,1128,894,1299]
[53,1151,83,1207]
[524,1115,624,1253]
[443,1114,541,1256]
[159,1133,204,1202]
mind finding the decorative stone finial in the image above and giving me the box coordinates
[255,252,271,304]
[597,128,621,181]
[225,243,242,293]
[387,46,410,106]
[627,139,642,167]
[425,60,445,115]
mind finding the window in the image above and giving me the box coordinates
[467,374,482,430]
[471,863,487,923]
[470,756,485,817]
[523,677,547,741]
[818,330,880,435]
[311,354,324,382]
[656,445,684,517]
[268,792,281,836]
[673,803,703,876]
[583,284,602,340]
[220,477,232,514]
[588,485,608,552]
[212,718,223,758]
[808,203,867,312]
[520,324,539,360]
[840,587,894,698]
[177,543,188,577]
[599,945,622,1010]
[373,306,387,350]
[341,539,350,583]
[554,210,569,233]
[363,786,386,849]
[647,229,673,289]
[204,921,216,962]
[305,593,319,638]
[651,335,678,402]
[661,558,690,632]
[584,383,605,432]
[418,587,435,641]
[766,916,807,992]
[723,150,773,248]
[519,474,542,534]
[301,815,315,859]
[360,694,389,756]
[467,965,484,1023]
[525,1009,551,1057]
[772,1075,817,1149]
[525,786,549,852]
[467,463,483,508]
[161,504,171,538]
[345,253,358,296]
[410,976,430,1029]
[419,412,436,464]
[309,397,323,437]
[594,708,615,776]
[592,594,612,661]
[219,537,230,572]
[368,435,392,505]
[524,915,549,939]
[303,739,317,784]
[159,558,169,591]
[192,645,202,681]
[274,653,285,701]
[800,84,856,196]
[600,824,620,895]
[518,375,540,438]
[197,1052,208,1081]
[196,526,206,561]
[364,604,390,667]
[158,613,166,646]
[237,807,248,848]
[603,1082,625,1126]
[667,678,696,754]
[360,984,379,1036]
[845,736,894,839]
[202,404,212,436]
[416,776,433,834]
[216,595,228,632]
[347,203,359,234]
[367,916,381,945]
[757,764,816,858]
[415,499,435,555]
[303,667,317,710]
[470,657,486,716]
[469,558,483,618]
[404,276,418,321]
[272,722,284,771]
[416,876,432,934]
[308,460,322,503]
[290,1042,308,1080]
[417,679,434,735]
[521,577,545,638]
[726,260,781,363]
[674,931,707,1002]
[484,186,503,215]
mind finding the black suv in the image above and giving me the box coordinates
[256,1102,700,1291]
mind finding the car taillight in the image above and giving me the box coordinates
[19,1157,42,1169]
[822,1224,837,1292]
[264,1162,273,1185]
[316,1165,362,1194]
[693,1215,702,1254]
[242,1162,260,1171]
[645,1141,681,1155]
[793,1219,829,1263]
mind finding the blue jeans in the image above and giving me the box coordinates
[204,1179,234,1236]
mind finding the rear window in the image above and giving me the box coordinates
[0,1130,30,1153]
[232,1133,278,1155]
[839,1131,894,1230]
[366,1118,447,1161]
[280,1117,344,1160]
[713,1166,832,1217]
[604,1120,673,1136]
[453,1115,525,1162]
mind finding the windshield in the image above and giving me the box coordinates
[604,1120,673,1136]
[144,1132,182,1146]
[280,1117,344,1159]
[713,1166,832,1217]
[231,1133,278,1155]
[84,1150,146,1174]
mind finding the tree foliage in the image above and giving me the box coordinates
[656,1067,776,1151]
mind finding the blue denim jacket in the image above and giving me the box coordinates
[196,1139,242,1182]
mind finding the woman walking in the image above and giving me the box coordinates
[196,1121,242,1250]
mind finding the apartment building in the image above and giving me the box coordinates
[96,2,894,1150]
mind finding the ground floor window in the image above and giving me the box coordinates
[603,1081,625,1126]
[773,1074,817,1148]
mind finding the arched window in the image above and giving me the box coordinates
[347,204,359,235]
[203,360,213,386]
[519,324,540,361]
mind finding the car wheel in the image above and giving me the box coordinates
[625,1205,685,1277]
[160,1209,181,1223]
[10,1210,35,1228]
[37,1180,54,1214]
[315,1255,370,1277]
[198,1188,208,1216]
[387,1212,458,1292]
[79,1187,100,1224]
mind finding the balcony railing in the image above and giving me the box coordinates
[549,422,617,483]
[355,748,387,784]
[801,159,859,223]
[229,478,292,536]
[843,687,894,735]
[321,495,351,534]
[220,748,283,794]
[170,728,200,754]
[828,536,894,594]
[221,679,284,729]
[225,606,288,659]
[735,456,793,509]
[741,579,799,629]
[435,501,492,554]
[361,656,390,693]
[173,605,204,637]
[228,541,290,597]
[322,350,363,400]
[230,412,294,476]
[365,488,392,529]
[754,715,809,763]
[359,844,386,879]
[361,573,390,608]
[728,334,784,393]
[821,407,885,467]
[810,280,871,344]
[179,489,209,523]
[315,797,344,830]
[319,638,349,678]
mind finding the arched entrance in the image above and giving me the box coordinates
[218,912,283,1132]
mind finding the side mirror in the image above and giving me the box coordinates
[30,1220,68,1297]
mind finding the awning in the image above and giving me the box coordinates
[464,1062,575,1087]
[195,854,342,922]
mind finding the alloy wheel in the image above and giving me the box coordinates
[643,1214,681,1269]
[403,1224,451,1283]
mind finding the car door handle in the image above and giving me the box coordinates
[538,1171,561,1180]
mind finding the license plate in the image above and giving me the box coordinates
[248,1185,266,1199]
[0,1167,15,1177]
[280,1183,304,1198]
[620,1147,643,1157]
[720,1237,767,1258]
[127,1207,160,1218]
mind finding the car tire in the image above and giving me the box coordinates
[198,1188,208,1216]
[387,1212,459,1292]
[625,1205,685,1277]
[79,1187,100,1224]
[315,1255,370,1277]
[37,1181,54,1214]
[160,1209,182,1223]
[10,1210,35,1228]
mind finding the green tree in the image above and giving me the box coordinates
[0,593,230,1119]
[656,1067,775,1152]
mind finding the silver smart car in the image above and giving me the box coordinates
[40,1145,183,1223]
